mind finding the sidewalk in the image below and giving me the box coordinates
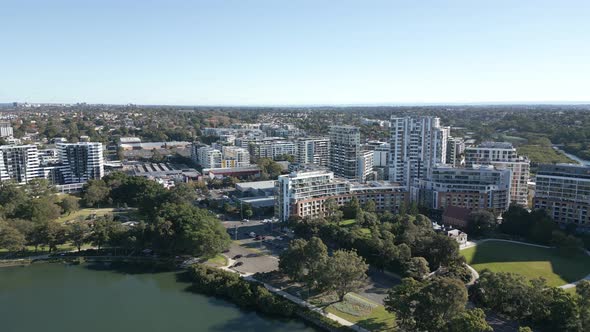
[221,254,369,332]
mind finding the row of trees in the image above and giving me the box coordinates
[472,271,590,332]
[290,212,469,281]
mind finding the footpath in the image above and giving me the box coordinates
[221,255,370,332]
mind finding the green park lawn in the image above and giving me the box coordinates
[54,207,115,223]
[339,219,371,235]
[314,292,396,332]
[205,254,228,267]
[461,240,590,287]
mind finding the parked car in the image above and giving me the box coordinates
[276,236,283,241]
[233,254,243,259]
[255,235,262,241]
[249,232,256,238]
[233,262,244,267]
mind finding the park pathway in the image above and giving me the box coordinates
[220,254,369,332]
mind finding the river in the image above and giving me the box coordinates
[553,146,590,166]
[0,263,318,332]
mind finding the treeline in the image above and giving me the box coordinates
[187,265,354,332]
[0,179,81,252]
[290,210,470,282]
[473,271,590,332]
[81,172,231,257]
[0,173,230,259]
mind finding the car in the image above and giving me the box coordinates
[249,232,256,238]
[261,236,266,240]
[276,236,283,241]
[242,219,250,223]
[233,262,244,267]
[254,235,262,240]
[233,254,243,259]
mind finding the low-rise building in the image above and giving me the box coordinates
[275,169,408,221]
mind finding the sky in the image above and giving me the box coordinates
[1,0,590,106]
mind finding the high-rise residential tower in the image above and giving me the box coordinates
[57,142,104,184]
[296,137,330,167]
[389,116,449,187]
[0,144,40,184]
[465,142,530,207]
[329,126,361,180]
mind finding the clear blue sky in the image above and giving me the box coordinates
[1,0,589,105]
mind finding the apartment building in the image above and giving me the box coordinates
[357,150,374,182]
[296,137,330,167]
[534,164,590,227]
[446,136,465,167]
[329,125,361,180]
[0,122,13,138]
[465,142,530,207]
[57,142,104,184]
[0,144,40,184]
[221,146,251,168]
[195,146,223,168]
[389,116,449,188]
[275,169,407,221]
[412,165,512,212]
[249,140,297,161]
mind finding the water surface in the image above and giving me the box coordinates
[0,263,318,332]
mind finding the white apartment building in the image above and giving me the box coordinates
[196,146,223,168]
[357,150,374,182]
[296,137,330,167]
[329,126,361,180]
[465,142,530,207]
[250,140,297,161]
[275,169,408,221]
[447,136,465,167]
[0,144,41,184]
[534,164,590,228]
[389,117,449,188]
[221,146,251,168]
[0,122,13,138]
[57,142,104,184]
[412,165,512,212]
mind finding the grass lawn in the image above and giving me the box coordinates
[54,208,115,223]
[461,240,590,287]
[206,254,228,267]
[313,293,396,332]
[517,144,574,164]
[339,219,371,235]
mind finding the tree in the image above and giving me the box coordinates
[35,221,67,252]
[405,256,430,279]
[414,277,468,331]
[385,277,422,330]
[518,327,533,332]
[279,238,308,281]
[501,205,533,237]
[0,181,29,219]
[90,216,121,250]
[82,179,110,207]
[68,223,90,251]
[279,237,329,294]
[323,198,342,224]
[467,210,497,236]
[323,249,368,301]
[386,277,468,332]
[577,280,590,332]
[59,195,79,215]
[257,158,283,180]
[29,198,62,223]
[342,197,361,219]
[551,230,584,256]
[0,221,26,252]
[364,199,376,213]
[446,308,493,332]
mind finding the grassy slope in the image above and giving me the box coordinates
[54,208,115,223]
[317,293,396,332]
[461,241,590,287]
[517,145,574,164]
